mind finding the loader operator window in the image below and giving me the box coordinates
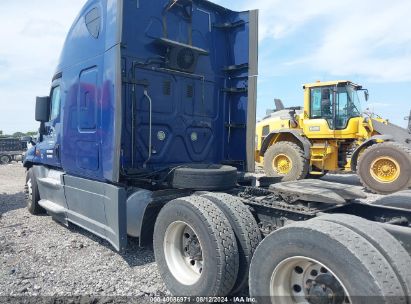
[50,86,61,121]
[310,87,334,127]
[335,86,362,129]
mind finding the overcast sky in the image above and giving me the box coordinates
[0,0,410,134]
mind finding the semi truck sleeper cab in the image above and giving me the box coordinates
[24,0,411,301]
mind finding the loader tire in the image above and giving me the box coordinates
[263,142,309,182]
[170,164,237,191]
[315,214,411,302]
[249,219,406,304]
[358,142,411,194]
[200,192,262,294]
[153,196,239,296]
[25,168,45,215]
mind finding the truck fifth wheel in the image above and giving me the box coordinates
[24,0,411,302]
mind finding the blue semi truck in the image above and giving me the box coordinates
[24,0,411,301]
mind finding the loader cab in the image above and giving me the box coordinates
[303,81,366,138]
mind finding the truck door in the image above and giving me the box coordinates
[36,77,63,168]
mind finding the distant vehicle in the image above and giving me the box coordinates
[0,137,29,164]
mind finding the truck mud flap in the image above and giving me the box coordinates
[63,175,127,251]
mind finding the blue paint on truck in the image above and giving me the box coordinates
[24,0,257,252]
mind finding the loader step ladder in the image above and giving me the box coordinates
[310,142,330,174]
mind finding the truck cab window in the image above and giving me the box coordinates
[50,86,61,121]
[85,7,101,38]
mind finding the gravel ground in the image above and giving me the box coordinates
[0,163,168,300]
[0,163,386,300]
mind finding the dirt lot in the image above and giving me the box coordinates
[0,163,384,299]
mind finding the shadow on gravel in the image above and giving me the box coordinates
[0,192,26,215]
[67,223,155,267]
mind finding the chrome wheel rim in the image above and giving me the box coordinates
[164,221,204,285]
[270,256,351,304]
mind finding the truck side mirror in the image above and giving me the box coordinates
[35,96,50,122]
[364,90,369,101]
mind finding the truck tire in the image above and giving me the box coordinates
[373,190,411,210]
[170,164,237,191]
[314,214,411,302]
[263,142,308,182]
[357,142,411,194]
[249,220,406,304]
[25,168,45,215]
[200,192,262,294]
[0,154,12,165]
[153,196,239,296]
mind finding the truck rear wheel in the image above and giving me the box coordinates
[357,142,411,194]
[153,196,239,296]
[200,193,261,294]
[25,168,45,215]
[314,214,411,300]
[249,220,406,304]
[263,142,308,182]
[0,154,11,165]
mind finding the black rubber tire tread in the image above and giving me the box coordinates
[170,164,237,191]
[0,154,12,164]
[357,142,411,194]
[373,190,411,210]
[153,196,239,296]
[25,168,45,215]
[249,219,406,304]
[200,192,262,294]
[263,141,309,181]
[314,213,411,303]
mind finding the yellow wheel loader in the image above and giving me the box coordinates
[255,81,411,194]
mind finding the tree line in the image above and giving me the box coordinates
[0,131,37,138]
